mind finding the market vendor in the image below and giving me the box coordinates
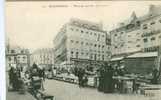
[103,64,114,93]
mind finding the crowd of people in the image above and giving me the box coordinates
[8,63,45,94]
[97,63,128,93]
[72,63,129,92]
[72,62,141,93]
[8,66,23,91]
[73,67,88,87]
[8,62,161,95]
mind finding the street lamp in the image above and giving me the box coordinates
[158,38,161,72]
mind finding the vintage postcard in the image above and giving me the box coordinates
[5,1,161,100]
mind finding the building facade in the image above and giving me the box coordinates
[141,5,161,52]
[110,5,161,74]
[110,5,161,57]
[31,48,54,67]
[110,12,142,57]
[6,45,30,71]
[53,18,111,68]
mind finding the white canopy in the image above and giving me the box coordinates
[127,52,158,58]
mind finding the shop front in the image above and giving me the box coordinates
[124,52,158,75]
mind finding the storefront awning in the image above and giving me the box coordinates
[127,52,158,58]
[110,57,124,61]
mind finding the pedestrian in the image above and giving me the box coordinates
[73,66,78,77]
[16,67,22,91]
[77,67,85,87]
[12,68,20,91]
[38,67,45,90]
[151,68,160,84]
[98,65,105,92]
[29,63,44,97]
[104,65,114,93]
[8,66,14,90]
[82,74,88,87]
[42,68,45,81]
[132,78,137,93]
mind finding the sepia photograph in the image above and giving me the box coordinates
[5,1,161,100]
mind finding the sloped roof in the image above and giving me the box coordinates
[139,5,161,22]
[127,52,158,58]
[117,11,138,28]
[111,5,161,31]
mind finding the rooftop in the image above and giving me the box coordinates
[68,18,106,33]
[110,5,161,33]
[139,5,161,22]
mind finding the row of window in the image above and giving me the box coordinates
[114,36,160,48]
[114,35,160,48]
[127,39,141,43]
[114,33,140,37]
[70,28,105,37]
[17,56,26,59]
[10,50,27,54]
[142,30,161,37]
[143,19,161,29]
[70,40,105,48]
[71,52,105,56]
[128,44,141,48]
[114,32,124,36]
[144,46,159,52]
[143,35,161,43]
[114,44,141,49]
[70,51,105,61]
[70,50,108,55]
[8,56,26,62]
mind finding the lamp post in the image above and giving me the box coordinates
[158,39,161,72]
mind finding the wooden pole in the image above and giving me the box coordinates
[158,44,161,72]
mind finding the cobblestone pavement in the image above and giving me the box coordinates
[44,79,157,100]
[6,91,35,100]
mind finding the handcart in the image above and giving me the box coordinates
[29,76,43,99]
[29,77,54,100]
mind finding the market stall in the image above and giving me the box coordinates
[113,76,135,93]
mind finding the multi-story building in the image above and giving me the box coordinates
[31,48,54,68]
[110,5,161,57]
[110,12,142,57]
[140,5,161,52]
[5,45,30,70]
[53,18,111,69]
[110,5,161,74]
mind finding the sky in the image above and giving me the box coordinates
[6,1,161,51]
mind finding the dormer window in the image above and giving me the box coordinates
[136,21,140,26]
[150,21,155,25]
[143,24,148,29]
[126,24,135,29]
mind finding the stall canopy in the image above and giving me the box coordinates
[127,52,158,58]
[125,52,158,75]
[110,56,124,61]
